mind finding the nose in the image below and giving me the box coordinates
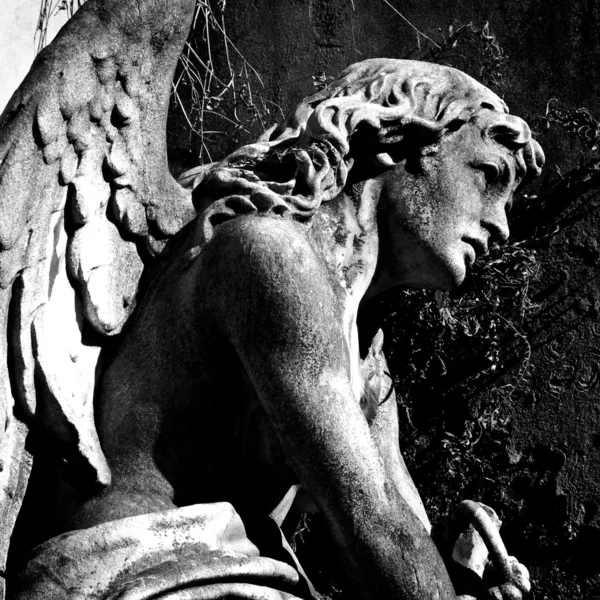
[482,201,510,244]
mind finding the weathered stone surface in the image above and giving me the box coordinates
[13,502,306,600]
[1,1,546,599]
[67,59,540,599]
[0,0,198,590]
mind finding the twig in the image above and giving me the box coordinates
[379,0,441,49]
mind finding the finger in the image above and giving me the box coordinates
[454,500,511,579]
[483,558,530,596]
[507,556,530,594]
[482,583,523,600]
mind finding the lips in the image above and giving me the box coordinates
[463,237,488,260]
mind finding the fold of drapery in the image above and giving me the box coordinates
[11,502,314,600]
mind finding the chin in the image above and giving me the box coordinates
[444,250,471,288]
[425,257,467,290]
[407,268,464,291]
[426,275,463,291]
[446,274,465,290]
[409,247,468,290]
[373,251,468,292]
[447,269,467,289]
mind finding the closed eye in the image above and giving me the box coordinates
[471,160,508,189]
[480,162,500,184]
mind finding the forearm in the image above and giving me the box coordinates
[311,463,455,599]
[369,386,432,532]
[209,219,457,598]
[269,377,456,600]
[334,500,456,600]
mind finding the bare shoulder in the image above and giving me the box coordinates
[199,214,344,353]
[206,214,321,271]
[202,215,336,300]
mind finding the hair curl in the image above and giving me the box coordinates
[191,59,544,243]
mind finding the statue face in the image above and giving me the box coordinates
[373,120,518,291]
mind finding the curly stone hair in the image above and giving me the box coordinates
[192,59,544,243]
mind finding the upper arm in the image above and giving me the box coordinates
[206,215,348,384]
[199,215,455,599]
[203,215,384,495]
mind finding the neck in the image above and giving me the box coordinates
[308,180,381,393]
[309,180,381,301]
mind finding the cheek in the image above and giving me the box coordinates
[385,172,437,240]
[436,174,486,247]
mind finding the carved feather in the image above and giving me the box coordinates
[0,0,197,588]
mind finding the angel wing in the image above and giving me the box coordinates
[0,0,197,582]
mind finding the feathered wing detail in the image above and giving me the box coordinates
[0,0,197,582]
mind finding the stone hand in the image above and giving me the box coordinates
[451,500,530,600]
[478,556,530,600]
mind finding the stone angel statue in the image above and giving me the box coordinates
[0,0,544,598]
